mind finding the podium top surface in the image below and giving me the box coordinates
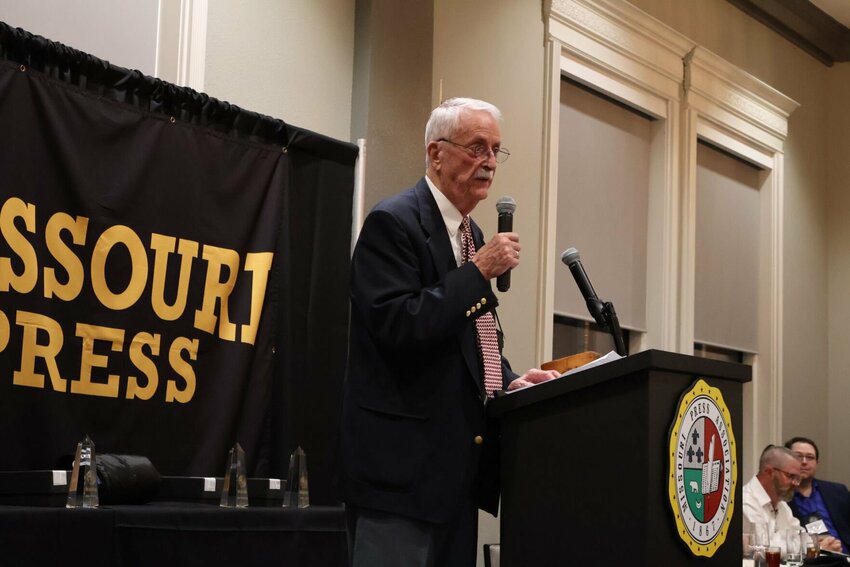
[490,349,751,418]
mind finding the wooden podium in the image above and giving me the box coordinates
[489,349,751,566]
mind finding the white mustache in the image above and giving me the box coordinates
[475,169,493,181]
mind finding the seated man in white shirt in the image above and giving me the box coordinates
[743,445,803,557]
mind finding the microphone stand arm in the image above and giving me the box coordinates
[585,298,606,328]
[601,300,627,357]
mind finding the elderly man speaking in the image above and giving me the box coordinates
[340,98,559,567]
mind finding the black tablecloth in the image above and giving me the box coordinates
[0,502,348,567]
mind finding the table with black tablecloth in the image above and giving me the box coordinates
[0,502,348,566]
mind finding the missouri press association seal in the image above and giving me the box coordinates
[667,378,737,557]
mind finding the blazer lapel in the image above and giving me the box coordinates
[413,179,484,397]
[414,179,455,275]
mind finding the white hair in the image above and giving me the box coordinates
[424,97,502,168]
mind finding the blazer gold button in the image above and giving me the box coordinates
[466,310,471,317]
[476,303,481,310]
[470,306,477,313]
[481,298,487,305]
[474,435,484,445]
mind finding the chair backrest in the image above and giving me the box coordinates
[483,543,500,567]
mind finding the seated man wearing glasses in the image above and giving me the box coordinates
[743,445,804,557]
[785,436,847,553]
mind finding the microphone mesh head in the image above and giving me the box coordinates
[496,196,516,214]
[561,247,580,265]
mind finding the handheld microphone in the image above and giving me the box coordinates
[496,196,516,292]
[560,247,605,326]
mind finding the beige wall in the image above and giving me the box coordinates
[433,0,547,374]
[200,1,848,486]
[204,0,355,142]
[428,1,844,482]
[0,0,159,75]
[350,0,434,212]
[426,0,844,484]
[431,2,547,558]
[826,63,850,481]
[12,0,850,562]
[627,0,850,483]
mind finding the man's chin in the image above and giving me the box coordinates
[471,181,491,197]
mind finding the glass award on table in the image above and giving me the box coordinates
[219,442,249,508]
[283,446,309,508]
[66,434,99,508]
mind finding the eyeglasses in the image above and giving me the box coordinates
[438,138,510,163]
[774,468,802,484]
[794,452,817,463]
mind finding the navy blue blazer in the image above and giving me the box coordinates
[340,178,516,523]
[808,479,850,549]
[790,479,850,550]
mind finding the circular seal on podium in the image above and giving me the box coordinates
[667,378,737,557]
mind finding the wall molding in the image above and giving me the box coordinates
[541,0,692,361]
[176,0,207,91]
[544,0,799,476]
[681,44,798,466]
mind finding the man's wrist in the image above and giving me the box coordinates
[470,256,491,280]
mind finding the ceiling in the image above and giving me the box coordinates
[728,0,850,65]
[811,0,850,29]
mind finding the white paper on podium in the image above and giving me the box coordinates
[559,350,622,378]
[504,350,622,394]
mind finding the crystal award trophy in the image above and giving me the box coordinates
[66,434,99,508]
[220,442,249,508]
[283,446,309,508]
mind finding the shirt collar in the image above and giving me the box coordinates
[425,174,464,236]
[750,475,774,510]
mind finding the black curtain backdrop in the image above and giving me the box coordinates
[0,22,356,505]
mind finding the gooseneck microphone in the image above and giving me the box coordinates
[560,247,627,356]
[560,247,604,325]
[496,196,516,292]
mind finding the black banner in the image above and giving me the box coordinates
[0,23,355,498]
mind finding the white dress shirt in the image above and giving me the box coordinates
[742,475,802,557]
[425,174,465,267]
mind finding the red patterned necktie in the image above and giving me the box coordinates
[460,217,502,399]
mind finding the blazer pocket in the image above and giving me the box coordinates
[355,403,430,492]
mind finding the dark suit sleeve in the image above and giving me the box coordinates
[819,480,850,551]
[501,357,518,388]
[351,208,497,352]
